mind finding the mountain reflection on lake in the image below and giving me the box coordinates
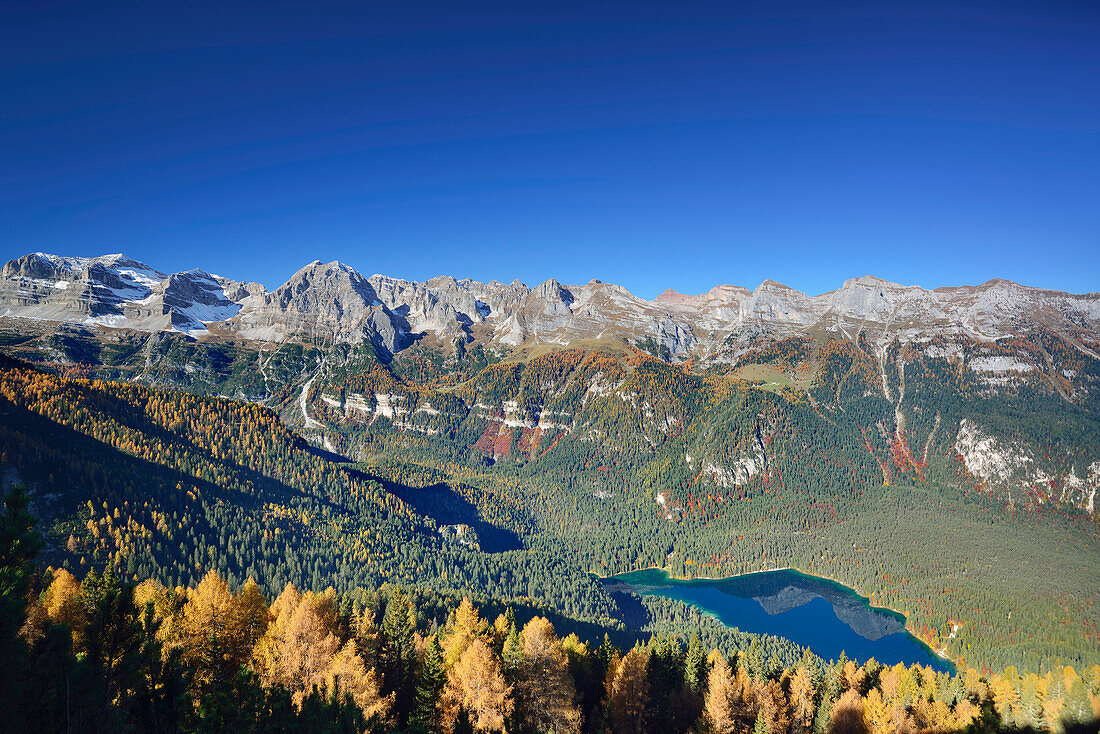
[604,568,953,672]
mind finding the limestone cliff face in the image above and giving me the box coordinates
[228,261,409,356]
[5,252,1099,365]
[4,250,1100,515]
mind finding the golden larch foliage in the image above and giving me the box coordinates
[441,637,513,733]
[516,617,581,734]
[607,646,650,734]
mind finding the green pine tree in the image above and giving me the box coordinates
[410,635,446,733]
[379,587,418,728]
[501,615,523,683]
[684,633,707,695]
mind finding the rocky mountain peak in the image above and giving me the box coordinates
[656,284,752,308]
[755,279,801,293]
[3,251,1098,366]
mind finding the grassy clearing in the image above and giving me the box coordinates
[734,363,807,392]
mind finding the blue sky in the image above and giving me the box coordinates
[2,1,1098,297]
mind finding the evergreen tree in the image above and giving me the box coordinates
[453,706,475,734]
[411,635,446,733]
[685,633,708,696]
[502,615,523,683]
[78,566,148,733]
[1060,678,1094,730]
[378,587,418,728]
[0,486,43,732]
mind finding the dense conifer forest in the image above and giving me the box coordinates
[1,330,1099,733]
[2,486,1098,733]
[1,344,1098,674]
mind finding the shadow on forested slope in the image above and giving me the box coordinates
[602,579,651,628]
[349,469,524,553]
[304,440,351,463]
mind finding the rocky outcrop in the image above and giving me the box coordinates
[228,261,410,355]
[955,418,1098,511]
[3,253,1099,367]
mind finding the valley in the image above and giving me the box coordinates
[1,251,1098,678]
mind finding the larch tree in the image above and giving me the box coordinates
[607,646,650,734]
[177,570,251,688]
[132,578,177,643]
[861,688,893,734]
[237,577,271,652]
[789,666,817,734]
[445,597,486,668]
[756,678,791,734]
[44,567,86,635]
[324,639,394,722]
[253,588,341,706]
[515,616,581,734]
[442,637,513,734]
[827,689,869,734]
[990,669,1021,721]
[705,655,740,734]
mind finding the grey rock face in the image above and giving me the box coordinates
[3,251,1099,365]
[230,261,409,356]
[0,253,166,326]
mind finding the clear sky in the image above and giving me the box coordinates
[2,0,1098,297]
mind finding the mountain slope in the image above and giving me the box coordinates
[0,355,620,623]
[3,252,1100,671]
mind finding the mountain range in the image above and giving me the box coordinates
[2,250,1099,516]
[3,251,1098,362]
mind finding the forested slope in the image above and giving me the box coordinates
[303,341,1100,673]
[0,355,623,625]
[2,326,1099,674]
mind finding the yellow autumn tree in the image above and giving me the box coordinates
[953,698,980,729]
[989,668,1021,720]
[133,578,179,643]
[757,678,792,734]
[441,637,513,733]
[922,698,955,732]
[44,567,86,634]
[828,689,870,734]
[862,688,894,734]
[789,666,816,734]
[444,597,487,667]
[515,617,581,734]
[253,587,342,706]
[705,655,740,734]
[177,570,256,687]
[237,577,271,650]
[841,660,866,694]
[323,640,394,721]
[607,646,650,734]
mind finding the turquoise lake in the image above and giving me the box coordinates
[604,568,953,673]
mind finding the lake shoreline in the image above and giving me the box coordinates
[596,564,957,670]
